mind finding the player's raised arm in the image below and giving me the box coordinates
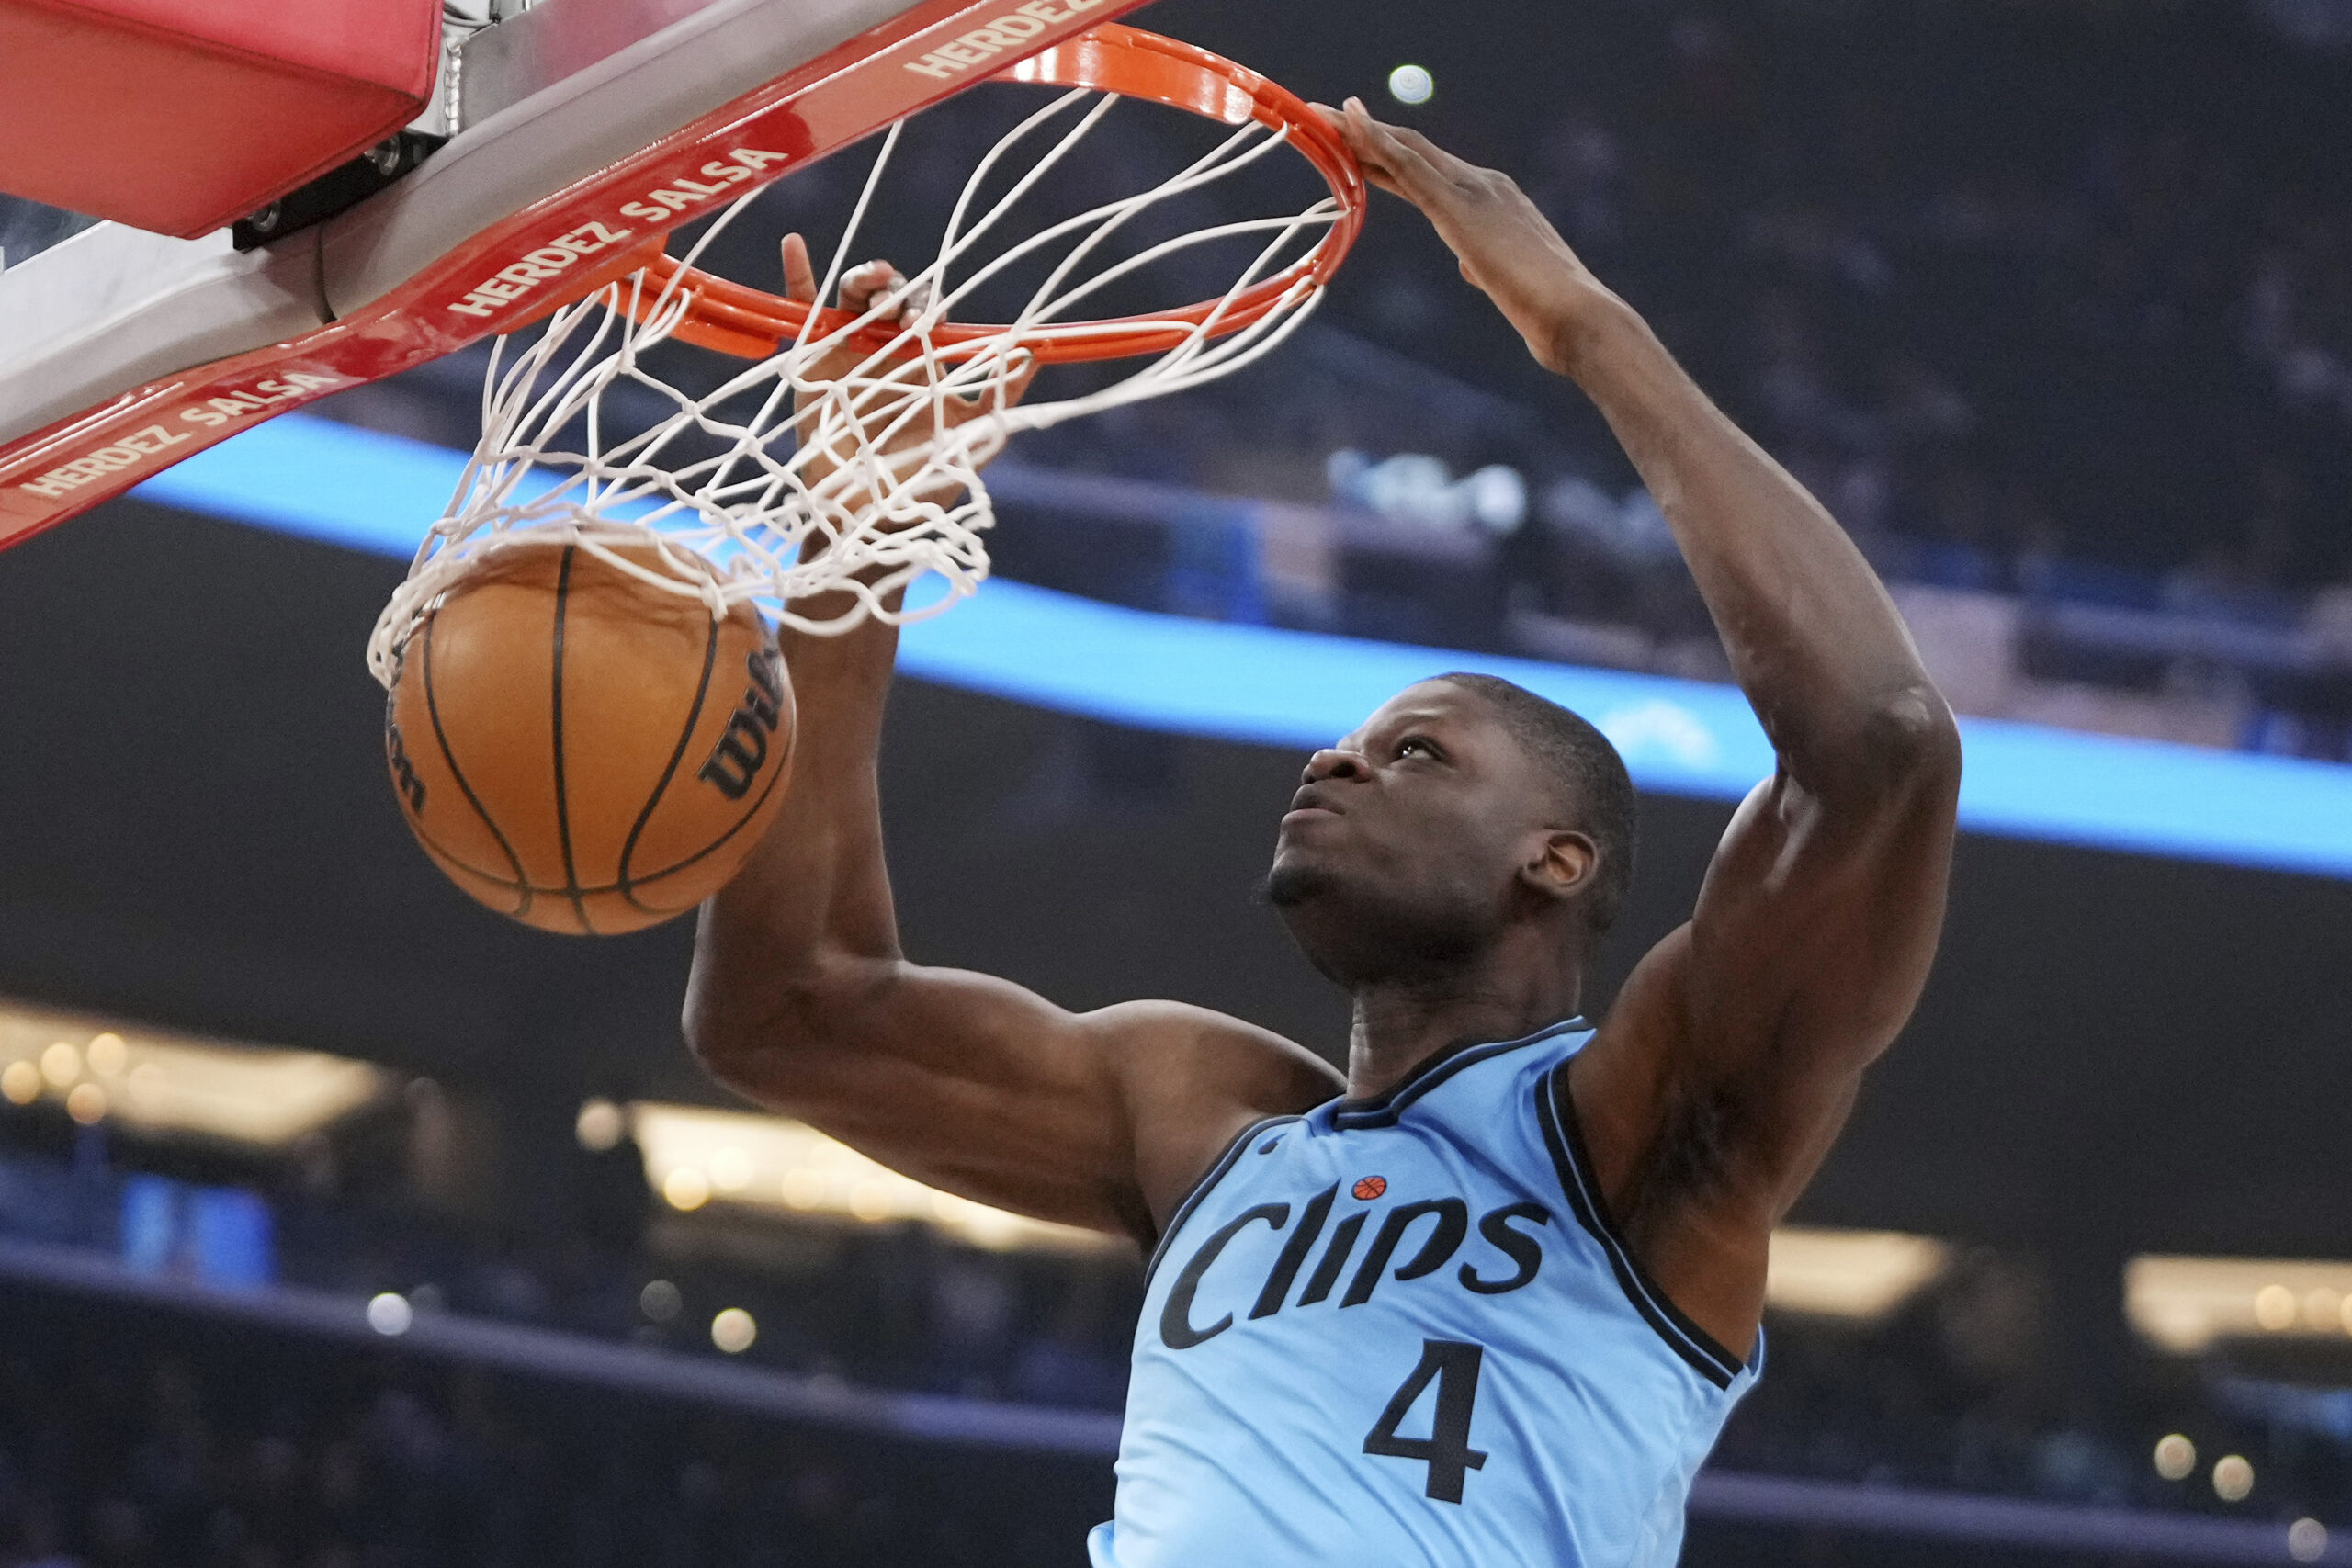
[1321,102,1962,1350]
[683,243,1340,1249]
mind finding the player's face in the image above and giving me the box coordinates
[1264,682,1561,987]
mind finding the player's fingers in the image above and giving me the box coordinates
[894,272,939,326]
[1311,103,1412,197]
[995,350,1040,408]
[941,349,1036,420]
[1340,96,1445,199]
[1315,110,1412,200]
[839,259,905,315]
[1319,99,1395,169]
[836,262,882,312]
[781,234,819,305]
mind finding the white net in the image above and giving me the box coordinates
[365,84,1347,687]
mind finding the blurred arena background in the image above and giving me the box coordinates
[4,0,2352,1563]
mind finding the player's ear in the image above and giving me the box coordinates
[1521,830,1597,904]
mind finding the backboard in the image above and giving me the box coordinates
[0,0,1151,549]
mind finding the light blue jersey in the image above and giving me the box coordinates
[1090,1019,1759,1567]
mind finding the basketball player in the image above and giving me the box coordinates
[684,98,1961,1564]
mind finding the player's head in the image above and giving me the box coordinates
[1263,674,1635,988]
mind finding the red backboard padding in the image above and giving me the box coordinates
[0,0,442,238]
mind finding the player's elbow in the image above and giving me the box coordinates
[680,977,766,1098]
[1826,683,1962,812]
[681,952,880,1098]
[1884,684,1962,790]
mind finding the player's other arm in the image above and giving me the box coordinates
[1324,102,1961,1350]
[684,606,1340,1247]
[686,241,1339,1247]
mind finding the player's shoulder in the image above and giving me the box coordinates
[1078,999,1343,1240]
[1083,999,1341,1098]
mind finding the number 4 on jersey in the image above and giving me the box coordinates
[1363,1339,1489,1502]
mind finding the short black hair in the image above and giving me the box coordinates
[1435,673,1637,933]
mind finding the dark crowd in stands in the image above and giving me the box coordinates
[0,1106,1138,1416]
[1060,0,2352,603]
[6,1084,2352,1565]
[830,0,2352,745]
[0,1294,1113,1568]
[992,0,2352,739]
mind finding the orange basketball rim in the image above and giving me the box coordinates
[632,26,1366,363]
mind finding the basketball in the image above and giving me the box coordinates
[381,541,795,935]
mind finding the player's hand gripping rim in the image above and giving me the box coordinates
[1312,96,1635,377]
[780,234,1037,417]
[778,232,1037,519]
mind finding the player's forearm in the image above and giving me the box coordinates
[1317,102,1951,788]
[1558,298,1957,793]
[685,604,906,1066]
[766,610,907,961]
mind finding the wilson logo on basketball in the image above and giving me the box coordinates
[699,649,788,799]
[385,719,426,815]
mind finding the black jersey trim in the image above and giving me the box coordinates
[1143,1114,1305,1289]
[1535,1062,1745,1390]
[1329,1017,1589,1131]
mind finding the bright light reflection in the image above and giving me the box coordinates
[628,1101,1113,1253]
[708,1145,753,1192]
[711,1307,757,1353]
[663,1167,712,1211]
[86,1033,127,1075]
[1386,63,1434,105]
[575,1098,624,1152]
[2256,1283,2299,1330]
[1,1061,40,1105]
[367,1292,413,1336]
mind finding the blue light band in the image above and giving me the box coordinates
[132,413,2352,880]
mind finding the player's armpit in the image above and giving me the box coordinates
[686,957,1341,1248]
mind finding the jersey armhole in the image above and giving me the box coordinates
[1534,1063,1747,1390]
[1140,1113,1303,1288]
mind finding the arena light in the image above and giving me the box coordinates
[2127,1255,2352,1352]
[0,999,393,1147]
[710,1306,758,1353]
[1763,1226,1951,1321]
[368,1292,414,1336]
[1386,64,1434,105]
[625,1100,1119,1254]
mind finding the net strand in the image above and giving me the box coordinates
[367,90,1338,687]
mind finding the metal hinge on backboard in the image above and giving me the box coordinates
[231,131,447,252]
[226,0,550,251]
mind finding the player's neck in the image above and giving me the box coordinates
[1342,948,1583,1102]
